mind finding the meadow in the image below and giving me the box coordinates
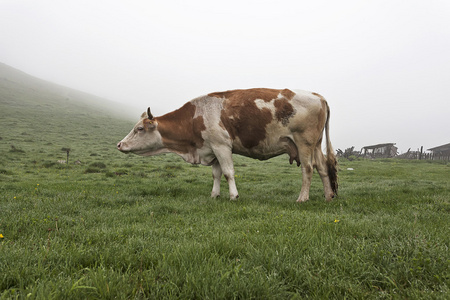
[1,64,449,299]
[1,138,449,299]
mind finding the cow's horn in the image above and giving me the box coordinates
[147,107,154,120]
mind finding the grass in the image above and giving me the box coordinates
[1,154,449,299]
[1,63,449,298]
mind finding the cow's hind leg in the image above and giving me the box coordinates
[314,143,334,201]
[213,146,239,200]
[295,139,314,203]
[211,160,222,198]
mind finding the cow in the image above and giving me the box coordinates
[117,88,338,202]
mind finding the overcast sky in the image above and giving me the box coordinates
[1,0,449,152]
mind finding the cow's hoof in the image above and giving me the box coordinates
[230,194,239,201]
[325,193,335,202]
[211,192,220,198]
[296,197,309,203]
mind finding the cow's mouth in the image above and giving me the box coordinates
[117,142,132,153]
[118,146,149,156]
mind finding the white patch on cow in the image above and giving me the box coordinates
[277,92,286,99]
[192,97,227,139]
[193,95,223,118]
[254,99,276,120]
[292,89,313,98]
[254,99,274,111]
[190,96,230,166]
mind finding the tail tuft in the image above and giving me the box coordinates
[327,154,338,196]
[325,103,338,196]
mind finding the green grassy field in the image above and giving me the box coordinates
[1,64,449,299]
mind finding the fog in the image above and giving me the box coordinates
[1,0,449,152]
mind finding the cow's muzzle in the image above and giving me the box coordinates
[117,142,126,152]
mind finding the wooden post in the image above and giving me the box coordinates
[61,147,71,165]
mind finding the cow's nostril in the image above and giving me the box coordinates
[117,142,122,149]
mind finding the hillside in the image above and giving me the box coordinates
[0,62,136,165]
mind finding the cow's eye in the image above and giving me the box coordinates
[137,126,144,132]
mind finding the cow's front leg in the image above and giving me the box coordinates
[213,147,239,200]
[211,160,222,198]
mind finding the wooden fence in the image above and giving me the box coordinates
[397,152,450,161]
[425,154,450,161]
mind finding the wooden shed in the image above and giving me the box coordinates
[361,143,398,158]
[427,143,450,160]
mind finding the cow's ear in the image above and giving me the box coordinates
[147,107,154,120]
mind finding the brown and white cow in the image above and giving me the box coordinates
[117,88,338,202]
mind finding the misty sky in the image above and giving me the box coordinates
[1,0,449,152]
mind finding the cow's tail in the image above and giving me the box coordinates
[325,102,338,196]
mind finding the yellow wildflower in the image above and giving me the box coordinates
[0,234,4,239]
[334,219,340,223]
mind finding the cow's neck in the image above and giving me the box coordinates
[155,105,205,164]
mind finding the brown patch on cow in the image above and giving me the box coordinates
[209,88,277,103]
[209,88,296,149]
[155,102,206,153]
[274,99,295,126]
[281,88,296,99]
[208,88,295,103]
[220,103,272,149]
[210,89,277,149]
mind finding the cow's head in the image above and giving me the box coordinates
[117,107,164,156]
